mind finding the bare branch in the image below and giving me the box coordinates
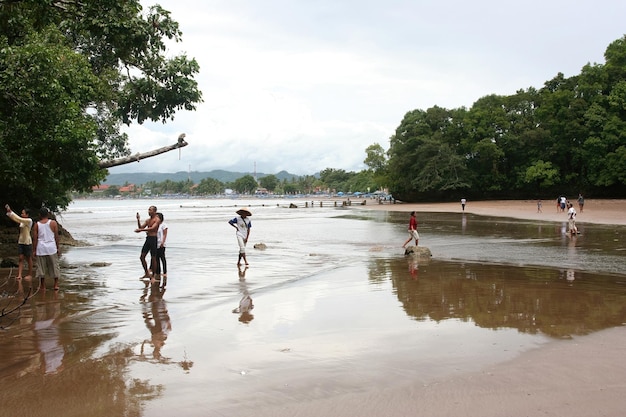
[98,133,188,169]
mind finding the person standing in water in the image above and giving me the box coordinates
[5,204,34,280]
[155,212,168,283]
[402,211,419,248]
[32,207,60,291]
[229,208,252,266]
[135,205,161,282]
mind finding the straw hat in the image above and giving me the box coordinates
[236,207,252,216]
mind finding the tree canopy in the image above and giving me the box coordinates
[0,0,202,212]
[385,36,626,201]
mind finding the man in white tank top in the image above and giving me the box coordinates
[32,207,60,291]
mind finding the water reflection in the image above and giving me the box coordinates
[34,294,64,374]
[140,282,171,361]
[233,265,254,323]
[370,256,626,338]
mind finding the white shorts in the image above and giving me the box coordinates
[236,235,247,254]
[409,230,419,240]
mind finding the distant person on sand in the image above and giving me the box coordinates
[155,212,168,283]
[5,204,34,280]
[560,196,567,212]
[402,211,419,248]
[567,203,578,234]
[537,199,542,213]
[460,198,466,211]
[229,208,252,266]
[33,207,60,291]
[135,205,161,283]
[577,194,585,213]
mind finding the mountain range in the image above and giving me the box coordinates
[103,169,302,185]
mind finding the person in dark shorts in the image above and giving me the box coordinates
[135,205,161,283]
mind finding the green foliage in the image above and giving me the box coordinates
[523,160,560,191]
[0,0,202,212]
[233,175,258,194]
[384,35,626,201]
[195,177,224,195]
[258,174,278,191]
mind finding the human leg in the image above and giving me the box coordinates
[402,232,413,248]
[17,253,24,279]
[236,235,248,265]
[159,247,167,277]
[35,255,49,290]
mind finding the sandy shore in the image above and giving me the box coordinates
[358,198,626,226]
[2,199,624,416]
[285,198,626,417]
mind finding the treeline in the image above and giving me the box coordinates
[384,36,626,202]
[93,167,386,196]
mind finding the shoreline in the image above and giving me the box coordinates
[355,198,626,226]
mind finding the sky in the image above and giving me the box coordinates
[110,0,626,176]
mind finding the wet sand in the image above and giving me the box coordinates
[359,198,626,226]
[312,198,626,417]
[1,199,625,416]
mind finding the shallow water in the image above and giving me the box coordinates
[0,198,625,417]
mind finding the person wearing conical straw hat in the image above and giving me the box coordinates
[228,208,252,266]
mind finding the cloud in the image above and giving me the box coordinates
[111,0,626,176]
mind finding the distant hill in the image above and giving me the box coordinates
[103,170,302,185]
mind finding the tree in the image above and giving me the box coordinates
[259,174,278,191]
[195,177,224,195]
[364,143,387,172]
[233,175,258,194]
[0,1,202,212]
[523,160,560,192]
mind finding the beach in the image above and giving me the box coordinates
[0,198,625,417]
[251,198,626,417]
[360,198,626,226]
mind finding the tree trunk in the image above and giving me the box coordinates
[98,134,188,169]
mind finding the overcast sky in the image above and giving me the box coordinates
[110,0,626,176]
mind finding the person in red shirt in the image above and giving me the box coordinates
[402,211,419,248]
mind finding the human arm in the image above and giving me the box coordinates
[50,220,61,254]
[4,204,29,225]
[161,226,168,248]
[32,222,38,254]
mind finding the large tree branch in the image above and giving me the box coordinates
[98,133,188,169]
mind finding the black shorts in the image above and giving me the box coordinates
[141,236,158,256]
[18,244,32,257]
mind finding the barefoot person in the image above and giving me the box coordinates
[5,204,34,280]
[229,208,252,266]
[135,205,161,282]
[155,212,168,283]
[567,202,578,235]
[402,211,419,248]
[32,207,60,291]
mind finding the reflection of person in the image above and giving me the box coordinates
[577,194,585,213]
[135,206,161,282]
[408,257,419,279]
[402,211,419,248]
[233,265,254,323]
[567,203,578,234]
[155,212,168,282]
[34,298,64,374]
[5,204,34,280]
[229,208,252,266]
[141,282,171,360]
[460,198,466,211]
[32,207,60,291]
